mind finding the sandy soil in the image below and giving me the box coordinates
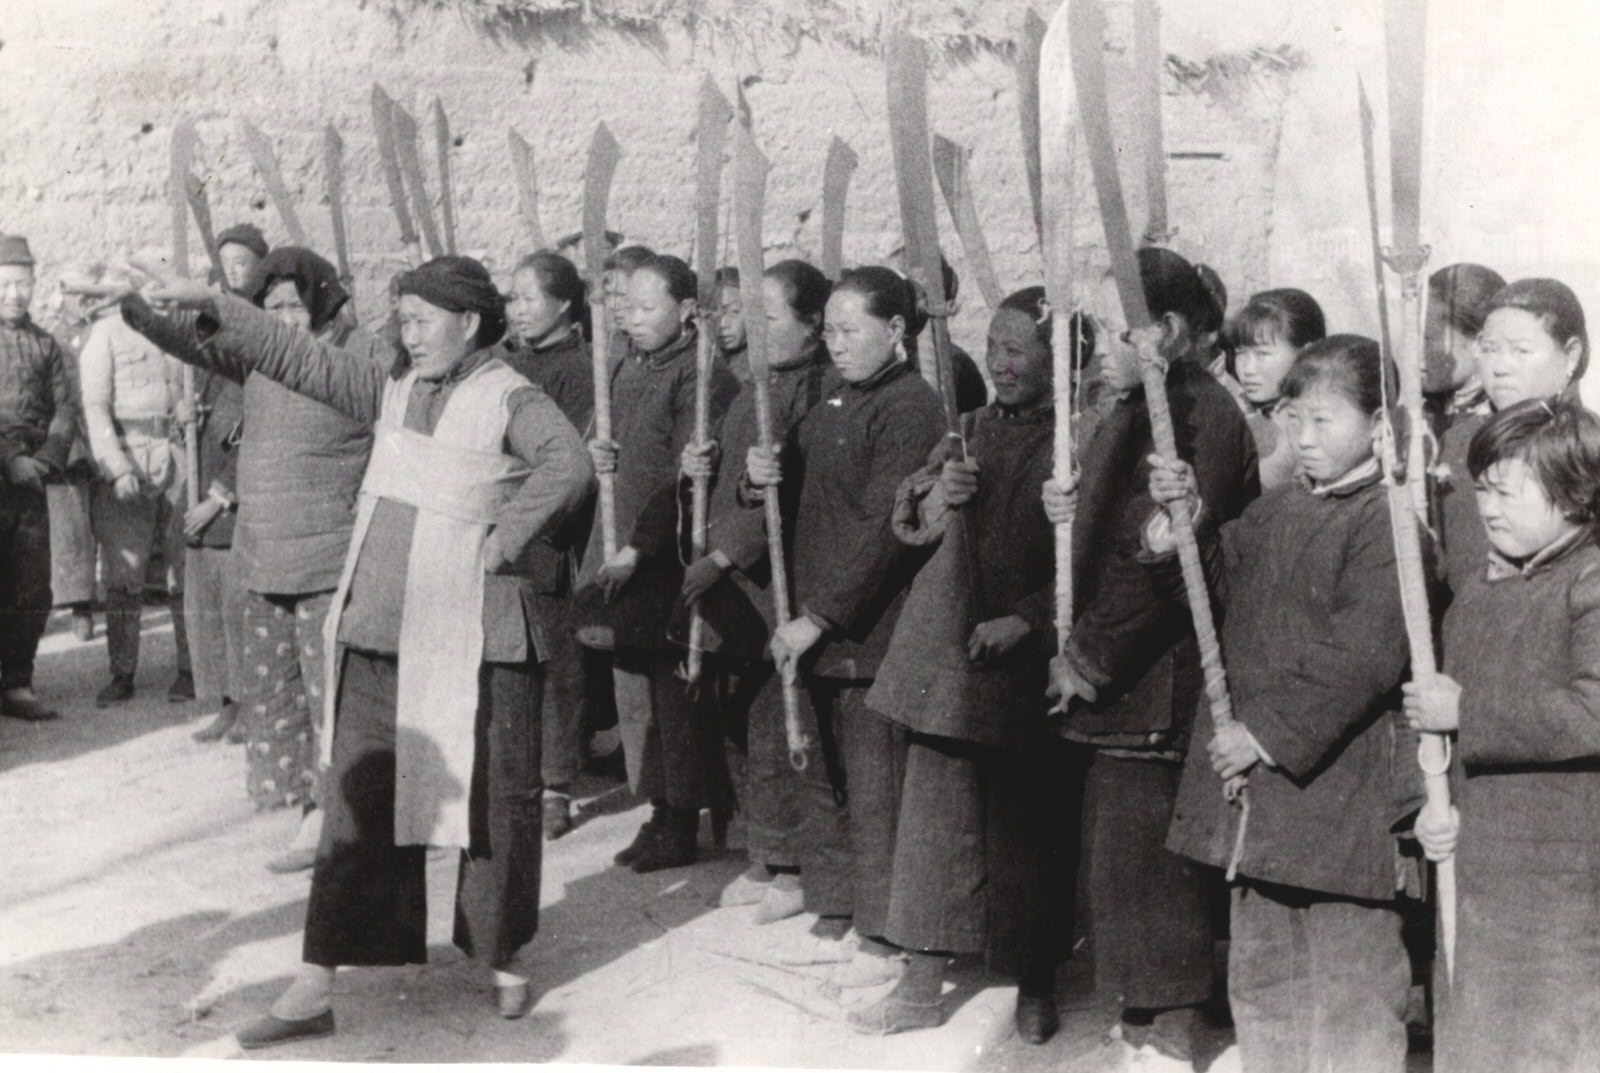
[0,608,1249,1071]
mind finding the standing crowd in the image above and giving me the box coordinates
[1,215,1595,1073]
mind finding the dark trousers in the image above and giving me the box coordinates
[303,648,543,970]
[0,489,51,691]
[1230,880,1408,1073]
[794,676,907,938]
[742,665,804,869]
[1438,856,1600,1073]
[1083,753,1215,1010]
[532,591,585,791]
[613,647,717,810]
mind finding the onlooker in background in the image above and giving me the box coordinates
[216,224,268,294]
[38,262,105,643]
[0,234,76,722]
[79,262,193,706]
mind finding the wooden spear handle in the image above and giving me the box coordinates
[1051,310,1075,654]
[749,373,809,770]
[590,295,618,559]
[181,367,200,513]
[1136,335,1234,731]
[683,316,716,683]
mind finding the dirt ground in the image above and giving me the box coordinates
[0,608,1256,1071]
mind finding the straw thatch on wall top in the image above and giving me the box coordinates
[381,0,1032,57]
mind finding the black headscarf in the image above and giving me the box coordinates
[249,247,349,333]
[394,255,507,348]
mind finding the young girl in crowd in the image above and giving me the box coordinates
[1422,263,1505,429]
[583,253,740,872]
[1435,278,1587,589]
[503,250,597,840]
[675,258,840,921]
[1223,288,1326,489]
[1152,335,1414,1073]
[1405,397,1600,1073]
[1045,246,1259,1061]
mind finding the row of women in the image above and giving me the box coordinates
[117,229,1598,1072]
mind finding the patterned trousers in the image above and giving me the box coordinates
[241,590,332,811]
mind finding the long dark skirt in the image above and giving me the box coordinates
[884,733,1087,978]
[1083,752,1216,1009]
[303,648,543,970]
[793,676,907,939]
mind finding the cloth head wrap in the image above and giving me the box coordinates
[394,256,507,348]
[249,247,350,333]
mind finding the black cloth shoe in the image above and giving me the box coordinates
[96,674,134,708]
[1015,990,1059,1045]
[544,793,573,841]
[630,808,698,874]
[614,805,667,866]
[168,671,196,703]
[1,689,59,722]
[235,1008,335,1050]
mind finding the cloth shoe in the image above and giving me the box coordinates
[496,982,531,1020]
[543,791,573,841]
[267,810,323,874]
[235,1009,335,1050]
[753,877,805,924]
[192,701,239,743]
[168,671,196,702]
[1015,990,1059,1045]
[614,804,667,866]
[71,608,95,642]
[95,674,134,707]
[846,996,943,1036]
[630,808,698,874]
[718,868,772,908]
[1,687,59,722]
[829,947,908,990]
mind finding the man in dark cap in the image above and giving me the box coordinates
[216,223,269,294]
[0,234,74,722]
[123,253,594,1043]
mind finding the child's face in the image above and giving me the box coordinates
[1475,457,1576,560]
[625,270,687,353]
[1287,385,1375,484]
[718,284,746,352]
[1233,335,1298,406]
[1476,308,1580,410]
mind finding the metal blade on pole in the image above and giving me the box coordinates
[185,172,226,284]
[508,128,548,251]
[238,119,309,246]
[392,101,444,260]
[1133,0,1171,245]
[1381,0,1455,987]
[931,134,1003,311]
[1069,0,1245,875]
[884,29,959,426]
[372,84,422,266]
[819,136,859,281]
[582,123,624,559]
[324,124,354,288]
[1016,8,1047,251]
[733,120,810,771]
[431,98,458,255]
[684,75,735,685]
[1358,82,1394,365]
